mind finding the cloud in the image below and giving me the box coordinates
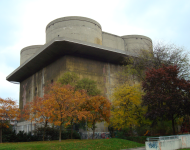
[0,63,19,103]
[1,0,190,102]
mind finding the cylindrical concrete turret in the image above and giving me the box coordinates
[122,35,152,55]
[20,45,42,65]
[46,16,102,45]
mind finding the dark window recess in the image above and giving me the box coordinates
[35,87,37,92]
[51,79,54,84]
[58,35,59,37]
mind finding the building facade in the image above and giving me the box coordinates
[6,16,152,135]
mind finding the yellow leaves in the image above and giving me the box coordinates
[111,82,146,129]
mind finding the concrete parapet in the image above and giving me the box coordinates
[20,45,42,65]
[46,16,102,45]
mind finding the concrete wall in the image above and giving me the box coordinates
[102,33,153,55]
[19,55,123,132]
[146,139,181,150]
[102,32,125,51]
[46,16,102,45]
[146,135,190,150]
[16,121,34,134]
[20,45,42,65]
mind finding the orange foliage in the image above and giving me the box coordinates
[86,96,111,123]
[22,95,52,141]
[22,82,111,141]
[0,98,20,143]
[84,95,111,139]
[45,83,74,126]
[23,96,50,125]
[0,98,20,126]
[44,83,89,141]
[66,90,89,124]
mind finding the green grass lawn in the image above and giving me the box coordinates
[0,138,144,150]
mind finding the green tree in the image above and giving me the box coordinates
[75,78,101,96]
[58,72,79,86]
[58,72,101,96]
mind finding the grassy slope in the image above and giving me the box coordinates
[0,138,144,150]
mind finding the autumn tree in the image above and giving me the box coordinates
[45,83,74,142]
[23,96,51,141]
[111,82,148,131]
[142,65,190,135]
[45,83,90,141]
[65,90,89,139]
[0,98,20,143]
[84,95,111,139]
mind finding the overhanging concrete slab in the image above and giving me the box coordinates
[6,37,131,82]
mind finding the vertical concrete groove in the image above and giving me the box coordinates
[31,75,34,102]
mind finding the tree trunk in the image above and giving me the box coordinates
[0,126,2,143]
[71,120,73,139]
[92,123,95,139]
[59,124,62,142]
[43,128,45,141]
[43,121,48,141]
[172,116,176,135]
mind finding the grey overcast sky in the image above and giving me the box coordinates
[0,0,190,103]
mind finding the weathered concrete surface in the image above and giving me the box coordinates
[102,32,125,51]
[7,37,126,82]
[19,55,122,132]
[46,16,102,45]
[122,35,152,55]
[19,54,122,105]
[20,45,42,65]
[16,120,34,133]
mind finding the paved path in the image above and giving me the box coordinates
[121,146,146,150]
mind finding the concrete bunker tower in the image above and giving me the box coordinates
[46,16,102,45]
[18,16,153,67]
[20,45,42,65]
[7,16,153,136]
